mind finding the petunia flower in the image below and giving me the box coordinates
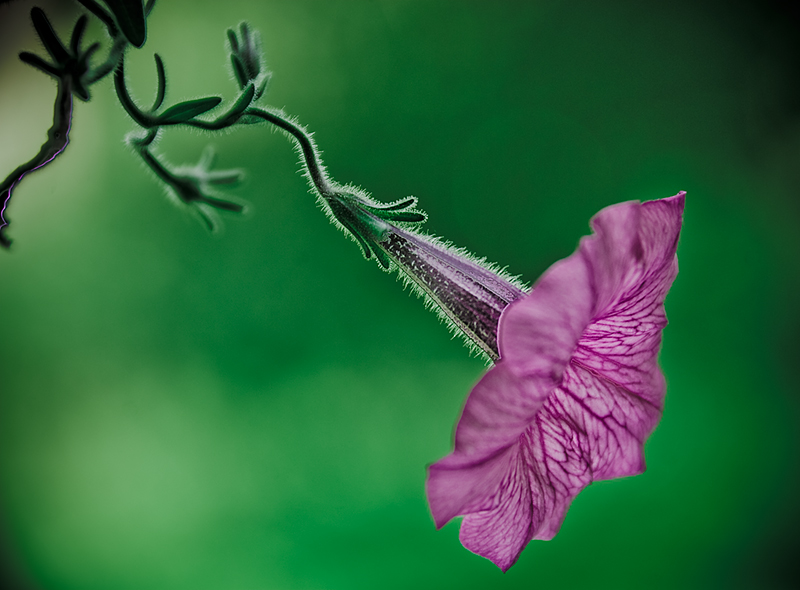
[232,94,684,571]
[425,192,685,571]
[309,184,682,574]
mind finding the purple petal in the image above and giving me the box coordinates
[457,445,532,572]
[427,193,684,570]
[499,247,595,381]
[427,437,518,529]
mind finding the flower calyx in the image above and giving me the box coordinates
[19,10,100,102]
[128,132,248,232]
[324,189,427,270]
[227,22,272,100]
[163,145,248,231]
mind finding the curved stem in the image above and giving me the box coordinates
[113,58,156,127]
[137,145,173,185]
[0,78,73,248]
[244,107,333,197]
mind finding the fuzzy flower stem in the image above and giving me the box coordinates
[137,142,173,186]
[244,107,333,197]
[0,78,73,248]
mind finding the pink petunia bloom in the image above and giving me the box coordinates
[426,192,685,571]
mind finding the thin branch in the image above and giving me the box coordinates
[0,79,74,248]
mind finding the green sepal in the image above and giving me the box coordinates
[199,194,246,213]
[345,221,373,260]
[361,196,427,225]
[254,73,271,100]
[102,0,147,47]
[194,206,217,232]
[73,42,100,101]
[206,170,244,185]
[69,15,89,56]
[371,196,417,211]
[326,192,397,268]
[157,97,223,124]
[151,54,166,111]
[239,22,251,47]
[373,244,392,269]
[230,54,248,89]
[19,52,59,78]
[31,8,69,65]
[374,210,426,223]
[226,29,239,53]
[72,78,91,102]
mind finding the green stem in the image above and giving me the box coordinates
[137,144,173,186]
[113,58,157,127]
[244,107,333,197]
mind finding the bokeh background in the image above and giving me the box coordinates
[1,0,798,588]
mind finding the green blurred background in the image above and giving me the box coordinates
[1,0,798,588]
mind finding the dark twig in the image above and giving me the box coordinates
[0,79,74,248]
